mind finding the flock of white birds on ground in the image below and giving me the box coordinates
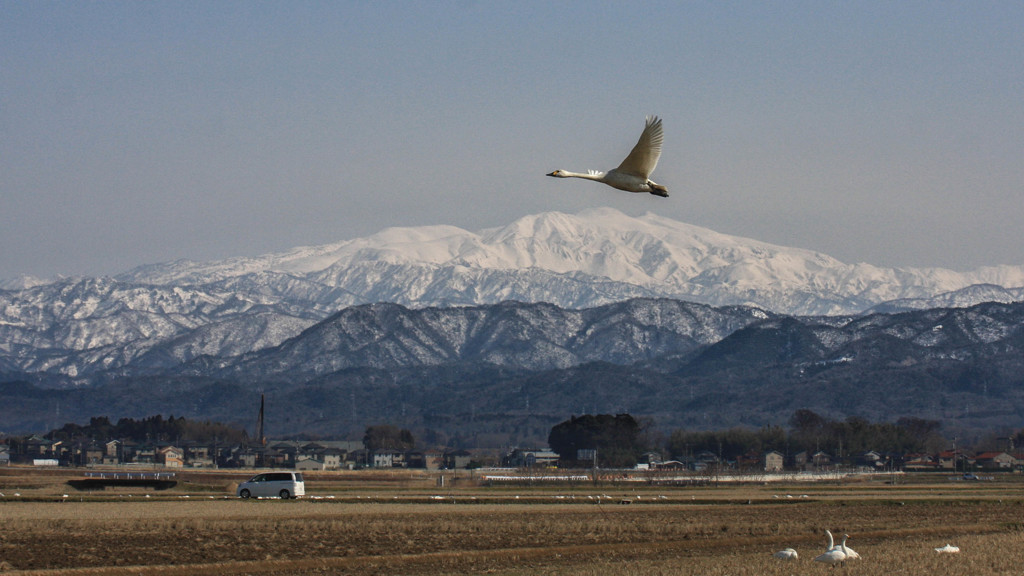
[773,529,960,566]
[547,115,669,198]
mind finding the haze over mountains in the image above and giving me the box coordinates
[2,208,1023,439]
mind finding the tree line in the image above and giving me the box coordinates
[19,409,1024,470]
[667,410,950,462]
[547,409,1022,468]
[43,415,249,444]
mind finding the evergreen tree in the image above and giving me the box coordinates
[363,424,415,451]
[548,414,641,468]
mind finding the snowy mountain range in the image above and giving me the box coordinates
[4,298,1024,437]
[114,207,1024,315]
[1,207,1022,380]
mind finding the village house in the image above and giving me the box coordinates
[425,449,446,469]
[267,443,297,467]
[693,451,721,469]
[811,451,833,469]
[371,449,400,468]
[974,451,1017,470]
[443,450,473,470]
[651,460,686,471]
[640,451,664,466]
[348,448,370,467]
[763,450,784,472]
[734,450,783,472]
[103,440,121,465]
[295,456,326,471]
[120,440,139,463]
[903,453,941,471]
[267,441,353,470]
[76,441,105,467]
[407,449,444,470]
[505,448,559,468]
[318,448,345,470]
[855,450,883,468]
[793,450,833,470]
[23,436,61,459]
[183,442,214,467]
[937,450,974,470]
[793,451,809,470]
[235,448,260,468]
[734,450,759,470]
[157,446,184,468]
[134,444,158,464]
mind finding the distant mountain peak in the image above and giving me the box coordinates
[0,274,62,291]
[15,207,1008,317]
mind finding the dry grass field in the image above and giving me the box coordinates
[2,467,1023,575]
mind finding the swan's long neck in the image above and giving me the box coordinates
[826,530,834,549]
[840,535,849,552]
[560,170,604,181]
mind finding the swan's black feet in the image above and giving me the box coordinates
[649,184,668,198]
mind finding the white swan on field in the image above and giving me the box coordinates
[935,543,960,553]
[840,533,859,560]
[826,529,860,559]
[814,541,846,567]
[547,115,669,197]
[773,548,798,560]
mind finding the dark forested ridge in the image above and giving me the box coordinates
[2,299,1024,444]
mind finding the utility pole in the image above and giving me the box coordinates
[255,393,267,468]
[952,436,957,475]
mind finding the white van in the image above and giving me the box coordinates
[236,471,305,499]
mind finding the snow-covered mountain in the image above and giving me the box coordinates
[118,207,1024,313]
[5,299,1024,437]
[1,207,1022,379]
[0,274,52,291]
[208,299,770,379]
[866,284,1024,314]
[0,276,319,377]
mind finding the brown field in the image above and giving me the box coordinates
[1,467,1023,575]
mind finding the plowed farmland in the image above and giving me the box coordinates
[1,467,1022,575]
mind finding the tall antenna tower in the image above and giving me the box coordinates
[254,393,266,467]
[256,393,266,447]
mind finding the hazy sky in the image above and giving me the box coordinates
[2,2,1022,280]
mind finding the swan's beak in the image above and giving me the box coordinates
[546,171,559,177]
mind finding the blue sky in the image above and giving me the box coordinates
[2,2,1022,279]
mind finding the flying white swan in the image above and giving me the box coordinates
[547,115,669,197]
[815,534,849,567]
[773,548,798,560]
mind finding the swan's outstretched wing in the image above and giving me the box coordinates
[615,115,663,179]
